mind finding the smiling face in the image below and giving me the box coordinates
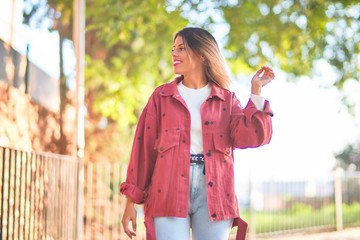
[172,36,204,76]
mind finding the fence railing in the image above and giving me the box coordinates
[83,162,146,240]
[242,170,360,237]
[0,146,79,240]
[2,146,360,239]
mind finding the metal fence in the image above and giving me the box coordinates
[243,170,360,237]
[0,146,79,240]
[2,147,360,239]
[83,162,360,240]
[83,162,146,240]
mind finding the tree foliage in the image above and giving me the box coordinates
[222,0,360,88]
[22,0,360,163]
[335,143,360,171]
[84,0,187,162]
[173,0,359,89]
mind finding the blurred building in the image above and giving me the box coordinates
[0,0,74,154]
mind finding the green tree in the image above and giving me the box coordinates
[84,0,188,162]
[335,143,360,171]
[222,1,359,86]
[22,0,187,162]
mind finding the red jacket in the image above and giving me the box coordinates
[120,77,273,239]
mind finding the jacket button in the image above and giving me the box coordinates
[204,121,210,125]
[208,181,213,187]
[159,147,164,151]
[211,213,217,218]
[206,152,212,157]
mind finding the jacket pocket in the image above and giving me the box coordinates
[154,129,181,153]
[213,132,232,155]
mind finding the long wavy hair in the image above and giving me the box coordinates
[174,27,231,89]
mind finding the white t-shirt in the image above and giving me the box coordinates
[177,81,265,154]
[178,81,211,154]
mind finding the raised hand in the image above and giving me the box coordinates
[251,66,275,95]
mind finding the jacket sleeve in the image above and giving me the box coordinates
[120,94,158,204]
[230,93,273,149]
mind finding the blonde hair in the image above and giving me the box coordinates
[174,27,231,89]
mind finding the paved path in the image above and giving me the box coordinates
[255,227,360,240]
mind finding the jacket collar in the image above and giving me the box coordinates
[159,77,226,101]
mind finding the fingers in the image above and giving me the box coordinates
[132,218,137,234]
[259,66,275,80]
[123,218,137,238]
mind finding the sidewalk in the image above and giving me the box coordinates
[255,227,360,240]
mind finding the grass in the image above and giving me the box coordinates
[238,203,360,234]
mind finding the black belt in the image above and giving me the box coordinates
[190,154,205,164]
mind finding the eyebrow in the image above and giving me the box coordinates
[173,43,185,47]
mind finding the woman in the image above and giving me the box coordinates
[120,27,274,240]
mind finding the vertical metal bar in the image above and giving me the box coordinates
[69,159,74,239]
[59,157,63,239]
[55,158,60,239]
[47,156,53,239]
[60,159,64,239]
[64,159,69,239]
[43,155,48,239]
[248,169,255,240]
[24,151,31,240]
[112,162,119,239]
[1,147,6,240]
[32,153,38,240]
[6,149,12,240]
[73,159,78,239]
[105,164,110,239]
[18,151,23,239]
[38,155,46,239]
[85,163,92,239]
[12,150,17,239]
[97,165,102,238]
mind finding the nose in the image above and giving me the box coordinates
[172,50,178,57]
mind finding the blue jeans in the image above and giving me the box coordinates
[154,163,233,240]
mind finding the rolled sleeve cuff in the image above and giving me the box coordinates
[244,99,273,120]
[120,182,146,204]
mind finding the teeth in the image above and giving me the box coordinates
[174,61,181,64]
